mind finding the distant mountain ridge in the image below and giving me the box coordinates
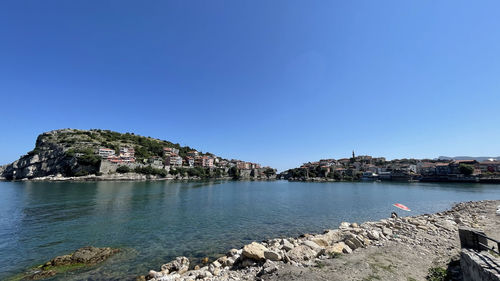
[437,156,500,162]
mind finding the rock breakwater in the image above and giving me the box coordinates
[140,200,499,281]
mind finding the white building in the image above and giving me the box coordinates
[98,148,115,158]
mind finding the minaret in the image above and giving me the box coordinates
[352,150,355,159]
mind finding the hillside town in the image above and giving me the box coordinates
[281,151,500,183]
[97,146,272,176]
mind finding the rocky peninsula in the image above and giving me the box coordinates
[0,129,276,181]
[140,200,499,281]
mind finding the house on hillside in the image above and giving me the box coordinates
[166,155,182,167]
[478,161,500,173]
[98,148,115,158]
[435,163,451,175]
[163,147,180,157]
[148,156,163,166]
[186,156,195,167]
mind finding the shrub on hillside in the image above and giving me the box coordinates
[116,166,131,173]
[134,166,167,177]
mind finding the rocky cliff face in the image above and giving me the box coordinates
[1,129,99,180]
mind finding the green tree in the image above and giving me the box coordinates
[116,166,130,173]
[459,164,474,176]
[264,168,275,177]
[134,166,167,177]
[229,167,240,180]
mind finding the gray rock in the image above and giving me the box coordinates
[227,248,239,257]
[343,244,353,254]
[311,237,329,247]
[240,258,257,267]
[303,240,323,251]
[225,256,236,266]
[216,256,227,265]
[345,234,364,250]
[264,250,281,261]
[320,229,343,244]
[260,260,278,275]
[324,242,346,255]
[160,256,189,274]
[339,222,351,229]
[281,239,294,251]
[367,230,380,240]
[382,227,393,236]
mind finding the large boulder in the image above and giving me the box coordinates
[303,240,323,251]
[345,234,364,250]
[287,245,318,262]
[242,242,268,261]
[325,242,347,255]
[311,238,329,247]
[382,227,393,236]
[318,229,343,244]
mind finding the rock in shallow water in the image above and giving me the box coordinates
[18,246,119,280]
[71,246,119,264]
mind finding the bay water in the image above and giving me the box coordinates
[1,180,499,280]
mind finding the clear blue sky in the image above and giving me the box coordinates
[1,1,500,171]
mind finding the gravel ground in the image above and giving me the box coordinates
[264,200,500,281]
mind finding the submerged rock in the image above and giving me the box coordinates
[70,246,119,265]
[17,246,119,280]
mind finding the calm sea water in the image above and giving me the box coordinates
[1,180,499,280]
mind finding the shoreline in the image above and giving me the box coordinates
[140,199,500,281]
[0,173,277,182]
[285,177,500,184]
[5,175,500,184]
